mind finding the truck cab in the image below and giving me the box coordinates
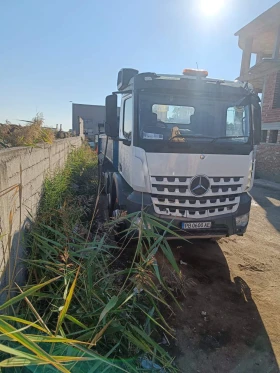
[99,68,261,239]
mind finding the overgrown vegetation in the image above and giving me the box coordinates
[0,114,54,148]
[0,113,71,148]
[0,144,181,372]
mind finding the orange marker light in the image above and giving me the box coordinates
[183,69,208,77]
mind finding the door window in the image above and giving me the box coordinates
[123,97,132,139]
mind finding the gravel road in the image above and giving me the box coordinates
[157,183,280,373]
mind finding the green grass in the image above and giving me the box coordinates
[0,144,181,373]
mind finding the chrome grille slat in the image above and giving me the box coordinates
[153,204,239,218]
[210,177,242,185]
[151,176,190,186]
[152,196,240,208]
[150,175,243,219]
[151,176,243,186]
[151,186,242,196]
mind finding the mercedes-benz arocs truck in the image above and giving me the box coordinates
[99,68,261,239]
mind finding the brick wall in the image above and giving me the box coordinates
[255,143,280,183]
[262,71,280,124]
[0,137,83,302]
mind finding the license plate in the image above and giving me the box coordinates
[182,222,212,230]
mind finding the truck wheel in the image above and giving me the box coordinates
[112,199,129,245]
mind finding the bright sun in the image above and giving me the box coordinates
[200,0,225,16]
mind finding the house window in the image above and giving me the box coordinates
[268,130,278,143]
[272,71,280,109]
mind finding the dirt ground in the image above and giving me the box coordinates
[157,183,280,373]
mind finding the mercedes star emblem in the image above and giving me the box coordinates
[190,175,210,196]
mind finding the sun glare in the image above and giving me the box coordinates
[200,0,225,16]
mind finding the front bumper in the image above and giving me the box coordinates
[126,192,252,238]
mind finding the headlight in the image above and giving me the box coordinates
[235,213,249,227]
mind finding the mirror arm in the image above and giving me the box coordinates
[112,90,133,95]
[106,137,131,145]
[120,138,131,146]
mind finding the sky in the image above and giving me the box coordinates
[0,0,278,130]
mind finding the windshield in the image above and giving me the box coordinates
[139,93,251,143]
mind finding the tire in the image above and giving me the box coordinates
[111,199,128,244]
[109,183,137,250]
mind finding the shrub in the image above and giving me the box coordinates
[0,145,180,372]
[0,114,54,147]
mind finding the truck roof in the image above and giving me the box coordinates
[121,72,254,94]
[136,73,254,90]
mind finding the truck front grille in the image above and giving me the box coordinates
[150,176,243,218]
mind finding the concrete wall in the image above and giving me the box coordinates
[0,137,83,302]
[256,143,280,183]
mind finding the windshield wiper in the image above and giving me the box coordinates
[210,136,249,144]
[169,134,214,141]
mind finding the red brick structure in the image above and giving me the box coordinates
[235,2,280,143]
[256,143,280,182]
[262,72,280,123]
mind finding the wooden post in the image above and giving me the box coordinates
[272,25,280,60]
[240,37,253,76]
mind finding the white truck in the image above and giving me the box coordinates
[99,68,261,239]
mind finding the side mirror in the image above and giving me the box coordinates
[253,103,261,145]
[117,68,138,91]
[105,94,119,138]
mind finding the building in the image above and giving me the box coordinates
[72,103,120,136]
[72,104,106,136]
[235,2,280,142]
